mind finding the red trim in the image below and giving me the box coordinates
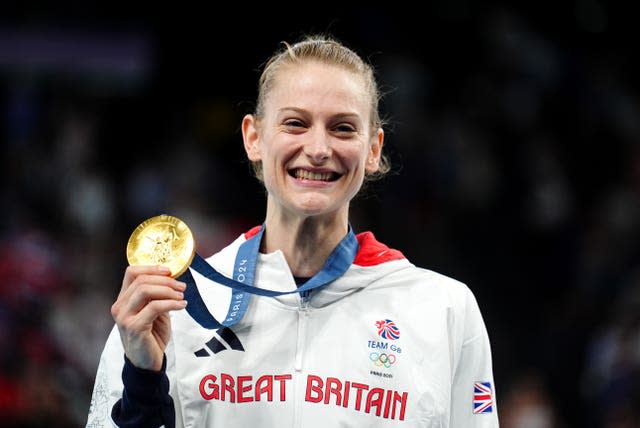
[242,227,405,266]
[354,231,405,266]
[244,225,263,240]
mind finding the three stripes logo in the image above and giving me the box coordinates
[195,327,245,357]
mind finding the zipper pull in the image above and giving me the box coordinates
[300,289,311,309]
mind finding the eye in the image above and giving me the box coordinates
[333,123,358,135]
[283,119,306,129]
[282,118,308,134]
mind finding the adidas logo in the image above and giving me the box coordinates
[195,327,245,357]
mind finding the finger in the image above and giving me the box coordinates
[127,299,188,330]
[120,272,186,303]
[124,284,186,314]
[113,277,185,322]
[121,265,172,295]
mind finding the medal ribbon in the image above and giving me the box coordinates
[177,225,359,329]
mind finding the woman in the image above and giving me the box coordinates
[87,35,499,427]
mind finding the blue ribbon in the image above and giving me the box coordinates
[177,225,358,329]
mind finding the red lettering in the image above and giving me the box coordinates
[199,372,407,420]
[365,388,384,416]
[221,373,236,403]
[342,381,350,407]
[255,375,273,402]
[351,382,369,411]
[274,374,292,401]
[305,375,324,403]
[392,391,408,421]
[324,377,342,405]
[237,376,253,403]
[383,389,393,418]
[199,374,219,400]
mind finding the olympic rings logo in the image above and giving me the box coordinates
[370,352,397,368]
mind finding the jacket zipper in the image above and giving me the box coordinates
[293,290,310,427]
[295,290,310,370]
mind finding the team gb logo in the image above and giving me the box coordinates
[376,319,400,340]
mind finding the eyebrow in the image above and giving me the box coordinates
[277,107,362,122]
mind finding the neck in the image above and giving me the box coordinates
[262,201,349,278]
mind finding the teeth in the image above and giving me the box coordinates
[295,169,333,181]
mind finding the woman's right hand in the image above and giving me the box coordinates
[111,265,187,371]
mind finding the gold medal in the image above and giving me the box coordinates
[126,214,196,277]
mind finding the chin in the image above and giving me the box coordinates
[290,197,339,217]
[293,204,330,217]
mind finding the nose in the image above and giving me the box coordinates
[304,128,331,164]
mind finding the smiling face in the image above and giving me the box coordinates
[243,61,383,220]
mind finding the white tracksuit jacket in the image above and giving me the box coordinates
[87,229,499,427]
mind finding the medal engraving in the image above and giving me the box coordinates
[127,215,195,277]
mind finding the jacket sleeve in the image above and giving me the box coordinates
[110,355,175,428]
[449,288,499,427]
[86,325,181,428]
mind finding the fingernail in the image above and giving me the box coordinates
[176,292,184,299]
[158,266,171,274]
[176,281,187,290]
[179,300,188,307]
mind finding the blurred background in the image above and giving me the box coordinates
[1,2,639,427]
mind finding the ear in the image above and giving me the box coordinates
[365,127,384,173]
[242,114,262,162]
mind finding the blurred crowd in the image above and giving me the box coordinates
[1,3,639,427]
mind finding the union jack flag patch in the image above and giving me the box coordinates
[473,381,494,414]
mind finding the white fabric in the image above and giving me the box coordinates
[87,232,499,427]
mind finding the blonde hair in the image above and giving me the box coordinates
[251,34,390,181]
